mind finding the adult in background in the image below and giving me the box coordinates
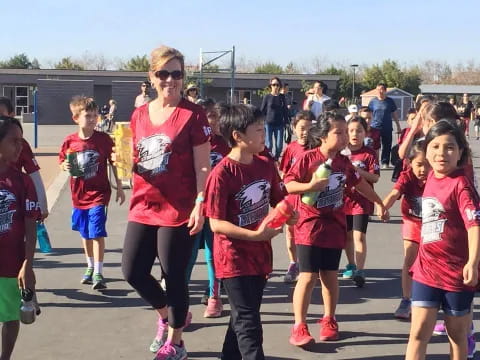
[106,99,117,132]
[121,45,211,360]
[457,93,475,138]
[281,83,294,143]
[260,76,289,160]
[303,80,330,120]
[185,83,200,104]
[367,83,401,169]
[134,81,152,108]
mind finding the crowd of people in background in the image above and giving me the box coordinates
[2,43,480,360]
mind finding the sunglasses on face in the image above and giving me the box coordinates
[154,70,183,80]
[271,83,280,87]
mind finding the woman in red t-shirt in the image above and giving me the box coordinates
[121,46,211,359]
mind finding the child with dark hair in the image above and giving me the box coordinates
[383,141,429,320]
[285,113,388,346]
[341,117,380,287]
[204,104,294,359]
[406,120,479,360]
[0,116,39,360]
[185,99,229,318]
[279,110,313,283]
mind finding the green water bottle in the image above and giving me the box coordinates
[302,158,333,206]
[66,149,82,177]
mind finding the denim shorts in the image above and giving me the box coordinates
[71,205,107,240]
[411,280,474,316]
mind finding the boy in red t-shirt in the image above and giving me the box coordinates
[59,96,125,290]
[0,116,39,360]
[204,104,294,359]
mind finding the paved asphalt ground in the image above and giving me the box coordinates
[11,124,480,359]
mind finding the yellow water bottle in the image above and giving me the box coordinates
[301,158,333,206]
[113,124,133,180]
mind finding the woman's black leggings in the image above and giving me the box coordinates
[121,221,194,328]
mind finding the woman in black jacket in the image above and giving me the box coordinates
[260,77,289,160]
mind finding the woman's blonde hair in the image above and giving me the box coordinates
[150,45,185,75]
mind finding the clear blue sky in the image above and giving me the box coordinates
[2,0,479,71]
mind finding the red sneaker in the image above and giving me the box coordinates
[319,316,339,341]
[289,323,315,347]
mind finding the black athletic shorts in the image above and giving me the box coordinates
[296,244,342,272]
[346,214,369,234]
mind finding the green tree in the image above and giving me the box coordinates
[284,61,299,74]
[0,53,34,69]
[31,58,41,69]
[121,55,149,72]
[254,61,283,74]
[54,57,84,70]
[362,64,385,90]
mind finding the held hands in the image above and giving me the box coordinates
[255,219,283,242]
[376,204,390,222]
[188,202,205,235]
[286,210,299,226]
[463,263,479,287]
[18,261,35,290]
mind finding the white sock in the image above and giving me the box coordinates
[94,261,103,275]
[86,257,94,268]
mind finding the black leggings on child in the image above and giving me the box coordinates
[121,221,194,328]
[221,275,267,360]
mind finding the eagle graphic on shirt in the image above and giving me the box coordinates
[315,172,346,209]
[235,179,271,227]
[0,190,16,234]
[137,134,172,175]
[421,197,446,243]
[76,150,100,180]
[408,196,423,218]
[210,152,224,168]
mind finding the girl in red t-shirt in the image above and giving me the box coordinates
[279,110,313,284]
[0,117,39,360]
[284,113,389,347]
[382,141,429,320]
[406,120,480,360]
[342,117,380,287]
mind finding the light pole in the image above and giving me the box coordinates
[351,64,358,103]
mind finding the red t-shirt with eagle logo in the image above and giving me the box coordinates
[204,155,286,278]
[128,99,211,226]
[59,131,114,209]
[411,169,480,292]
[284,148,361,249]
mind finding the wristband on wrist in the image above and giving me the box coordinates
[195,195,204,204]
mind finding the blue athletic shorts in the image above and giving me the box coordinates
[411,280,474,316]
[71,205,107,240]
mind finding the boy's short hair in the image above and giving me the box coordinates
[0,97,14,115]
[69,96,98,117]
[218,104,263,147]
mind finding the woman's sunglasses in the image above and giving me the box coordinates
[271,83,280,87]
[154,70,183,80]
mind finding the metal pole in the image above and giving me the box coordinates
[230,46,235,104]
[33,89,38,148]
[352,67,355,102]
[199,48,204,99]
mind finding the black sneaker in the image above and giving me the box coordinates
[353,270,365,288]
[92,273,107,290]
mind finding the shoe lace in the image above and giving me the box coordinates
[296,324,309,336]
[320,317,337,330]
[157,342,176,356]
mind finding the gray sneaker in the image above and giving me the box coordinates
[154,341,187,360]
[394,298,411,319]
[150,318,168,353]
[92,273,107,290]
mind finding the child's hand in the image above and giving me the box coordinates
[116,188,126,205]
[463,263,478,287]
[376,204,390,222]
[18,262,35,290]
[255,219,283,242]
[308,175,329,192]
[286,210,299,226]
[61,160,71,172]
